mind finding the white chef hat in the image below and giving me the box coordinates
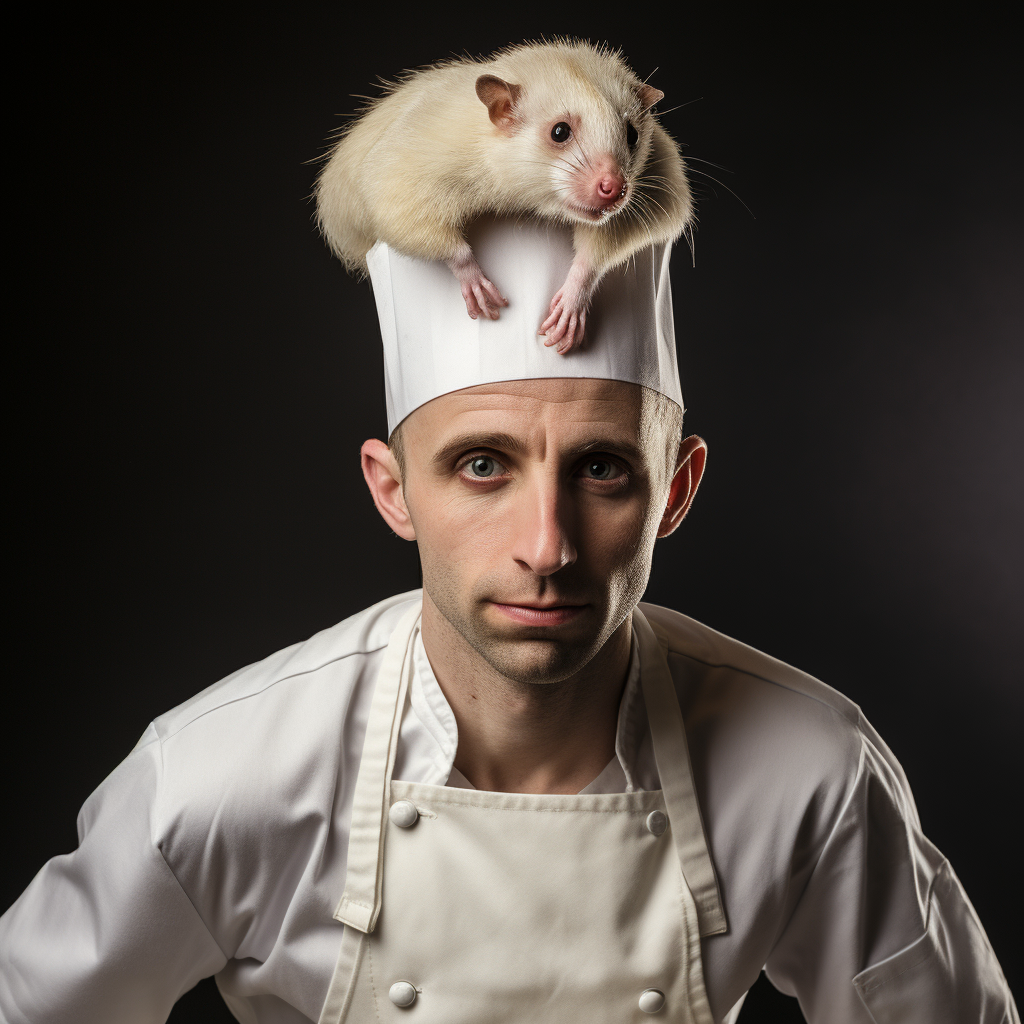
[366,215,683,434]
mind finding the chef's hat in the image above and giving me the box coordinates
[366,216,683,434]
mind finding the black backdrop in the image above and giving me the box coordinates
[7,5,1021,1021]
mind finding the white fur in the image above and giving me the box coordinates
[314,39,693,284]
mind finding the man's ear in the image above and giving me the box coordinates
[658,435,707,538]
[361,439,416,541]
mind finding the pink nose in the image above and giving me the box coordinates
[595,174,626,206]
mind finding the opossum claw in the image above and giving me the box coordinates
[539,288,588,353]
[456,264,508,321]
[539,288,565,336]
[557,309,587,353]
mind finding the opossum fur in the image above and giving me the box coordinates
[314,39,693,349]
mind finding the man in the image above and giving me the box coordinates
[1,218,1017,1023]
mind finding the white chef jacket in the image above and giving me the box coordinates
[0,590,1017,1024]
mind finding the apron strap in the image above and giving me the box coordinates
[634,608,728,937]
[335,601,725,937]
[334,603,422,932]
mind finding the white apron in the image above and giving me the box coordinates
[318,605,728,1023]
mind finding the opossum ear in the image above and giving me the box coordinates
[476,74,523,133]
[638,84,664,113]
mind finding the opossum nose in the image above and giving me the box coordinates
[595,173,626,206]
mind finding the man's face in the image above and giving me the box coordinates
[392,378,684,686]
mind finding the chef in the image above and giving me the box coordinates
[1,217,1017,1024]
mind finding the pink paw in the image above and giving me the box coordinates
[539,287,589,354]
[454,265,508,321]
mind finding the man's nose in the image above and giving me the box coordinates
[510,478,577,577]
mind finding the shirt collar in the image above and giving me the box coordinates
[407,624,660,794]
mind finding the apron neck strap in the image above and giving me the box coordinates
[334,603,421,932]
[336,601,727,939]
[634,607,728,937]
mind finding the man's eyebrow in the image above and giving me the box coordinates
[431,432,530,466]
[568,437,645,465]
[430,432,645,467]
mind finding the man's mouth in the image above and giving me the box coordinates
[488,601,588,626]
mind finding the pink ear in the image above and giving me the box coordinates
[638,84,665,112]
[476,74,523,132]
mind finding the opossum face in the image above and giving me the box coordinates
[538,89,661,225]
[477,63,664,226]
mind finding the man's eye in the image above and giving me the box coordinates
[579,459,620,481]
[464,455,505,479]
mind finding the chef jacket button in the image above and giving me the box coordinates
[639,988,666,1013]
[645,810,668,836]
[389,981,418,1007]
[389,801,419,828]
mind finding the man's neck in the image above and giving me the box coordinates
[419,598,632,795]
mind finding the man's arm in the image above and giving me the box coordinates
[763,715,1018,1023]
[0,725,227,1024]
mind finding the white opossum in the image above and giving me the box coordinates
[315,39,693,354]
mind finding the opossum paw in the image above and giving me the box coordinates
[461,273,508,321]
[539,290,588,354]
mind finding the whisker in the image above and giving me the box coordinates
[560,151,587,174]
[682,222,696,265]
[654,97,704,118]
[570,135,594,174]
[686,168,755,219]
[685,155,737,174]
[628,194,661,237]
[636,179,677,194]
[636,193,671,223]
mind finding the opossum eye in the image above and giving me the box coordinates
[626,122,639,149]
[551,122,572,143]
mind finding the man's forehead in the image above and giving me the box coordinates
[406,378,651,435]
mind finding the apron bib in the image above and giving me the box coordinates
[319,605,726,1023]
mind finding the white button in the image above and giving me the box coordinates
[639,988,666,1013]
[389,801,419,828]
[645,810,668,836]
[389,981,417,1007]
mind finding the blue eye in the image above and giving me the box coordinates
[466,456,503,478]
[581,459,616,480]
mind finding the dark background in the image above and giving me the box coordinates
[8,4,1021,1021]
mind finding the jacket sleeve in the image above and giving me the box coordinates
[0,725,228,1024]
[763,716,1018,1023]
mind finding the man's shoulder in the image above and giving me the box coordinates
[640,601,862,725]
[638,601,873,807]
[123,591,422,889]
[146,589,422,746]
[639,600,862,728]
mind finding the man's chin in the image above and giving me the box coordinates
[422,585,615,685]
[469,631,606,686]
